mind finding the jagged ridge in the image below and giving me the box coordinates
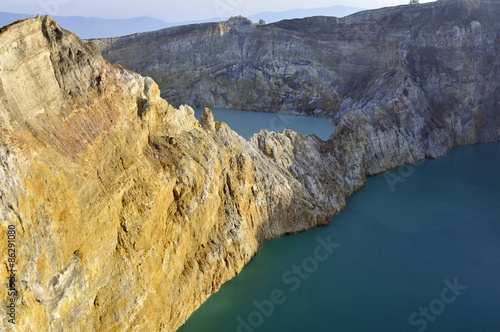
[95,0,500,132]
[0,15,361,332]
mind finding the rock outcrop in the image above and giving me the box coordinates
[0,2,499,331]
[96,0,500,127]
[0,16,358,332]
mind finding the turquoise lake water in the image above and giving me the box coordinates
[181,109,500,332]
[193,108,335,141]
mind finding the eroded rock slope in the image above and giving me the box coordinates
[96,0,500,129]
[0,16,364,331]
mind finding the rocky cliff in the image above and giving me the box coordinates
[96,0,500,125]
[0,16,362,332]
[0,2,499,332]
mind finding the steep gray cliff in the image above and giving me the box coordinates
[96,0,500,135]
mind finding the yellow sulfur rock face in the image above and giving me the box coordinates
[0,16,348,332]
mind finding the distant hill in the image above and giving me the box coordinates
[0,12,171,39]
[248,5,366,24]
[0,6,365,39]
[0,12,32,27]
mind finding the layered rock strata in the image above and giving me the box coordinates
[0,16,359,331]
[96,0,500,126]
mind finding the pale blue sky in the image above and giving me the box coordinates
[1,0,436,22]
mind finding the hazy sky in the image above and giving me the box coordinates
[2,0,436,22]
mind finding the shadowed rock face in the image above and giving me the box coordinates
[96,0,500,127]
[0,2,499,331]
